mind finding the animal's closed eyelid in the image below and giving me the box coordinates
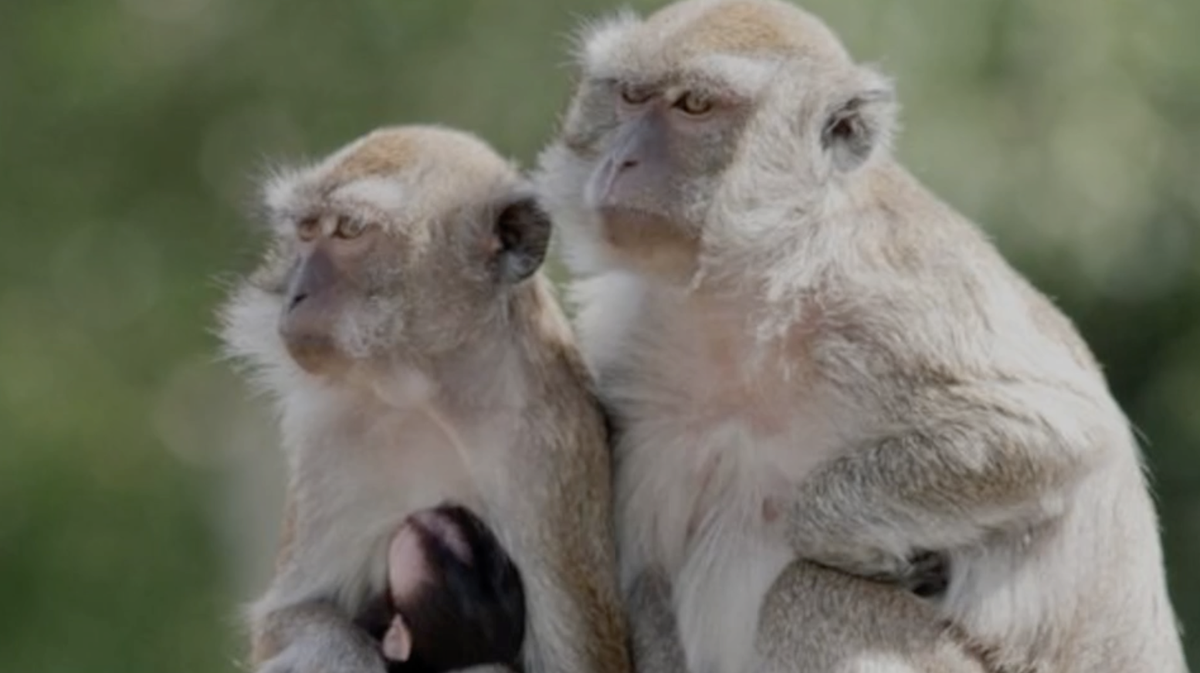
[620,82,658,106]
[296,216,322,241]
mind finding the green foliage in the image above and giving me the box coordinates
[1,1,1196,670]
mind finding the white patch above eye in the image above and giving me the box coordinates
[330,176,407,214]
[692,54,779,98]
[261,164,310,217]
[576,8,640,74]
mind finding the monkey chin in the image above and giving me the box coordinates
[595,205,699,281]
[281,332,354,378]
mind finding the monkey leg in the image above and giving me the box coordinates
[754,561,987,673]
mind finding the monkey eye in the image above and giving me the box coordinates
[619,83,655,106]
[675,92,714,117]
[296,216,321,242]
[334,215,366,239]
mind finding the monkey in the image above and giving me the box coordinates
[533,1,1189,672]
[380,504,526,671]
[353,502,527,673]
[217,125,630,673]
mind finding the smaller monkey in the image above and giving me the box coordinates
[355,503,526,673]
[218,125,630,673]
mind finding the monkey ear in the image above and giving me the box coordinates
[492,195,552,284]
[820,68,897,172]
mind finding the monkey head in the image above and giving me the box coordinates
[221,126,551,382]
[535,0,898,284]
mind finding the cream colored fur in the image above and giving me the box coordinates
[536,2,1188,672]
[220,126,629,673]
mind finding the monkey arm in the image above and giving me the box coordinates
[251,599,387,673]
[514,507,632,673]
[785,378,1116,579]
[249,496,388,673]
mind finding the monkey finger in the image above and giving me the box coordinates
[380,614,413,662]
[904,550,949,598]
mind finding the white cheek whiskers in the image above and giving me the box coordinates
[581,160,611,212]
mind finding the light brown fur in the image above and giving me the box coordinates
[643,0,843,62]
[537,1,1188,672]
[220,126,630,673]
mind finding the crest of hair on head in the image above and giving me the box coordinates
[571,6,640,71]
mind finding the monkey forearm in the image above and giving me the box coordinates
[532,576,632,673]
[787,392,1103,573]
[251,600,383,671]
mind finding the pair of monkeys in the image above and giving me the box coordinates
[217,1,1189,673]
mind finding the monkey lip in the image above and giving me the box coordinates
[595,204,672,229]
[282,333,339,373]
[594,205,694,254]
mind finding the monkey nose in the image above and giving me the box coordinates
[287,292,308,311]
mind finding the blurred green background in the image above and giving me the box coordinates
[1,0,1196,670]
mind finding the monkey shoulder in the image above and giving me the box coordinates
[811,218,1082,380]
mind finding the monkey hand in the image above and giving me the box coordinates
[802,546,908,581]
[899,550,949,597]
[804,545,949,598]
[380,613,413,662]
[382,503,527,671]
[255,638,388,673]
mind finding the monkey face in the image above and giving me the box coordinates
[539,72,753,282]
[580,82,745,224]
[271,213,396,375]
[233,127,552,378]
[536,0,897,284]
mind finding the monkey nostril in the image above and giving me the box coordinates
[288,292,308,311]
[619,158,639,170]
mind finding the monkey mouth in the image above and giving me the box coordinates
[595,204,672,229]
[281,331,344,375]
[595,205,694,251]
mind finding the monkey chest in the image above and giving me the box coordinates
[614,360,842,564]
[611,346,847,672]
[617,419,802,673]
[619,419,787,566]
[291,417,488,605]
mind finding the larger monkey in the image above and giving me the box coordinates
[219,126,629,673]
[535,1,1188,672]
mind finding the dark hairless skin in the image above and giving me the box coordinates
[355,503,527,673]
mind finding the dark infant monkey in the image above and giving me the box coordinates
[356,503,526,673]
